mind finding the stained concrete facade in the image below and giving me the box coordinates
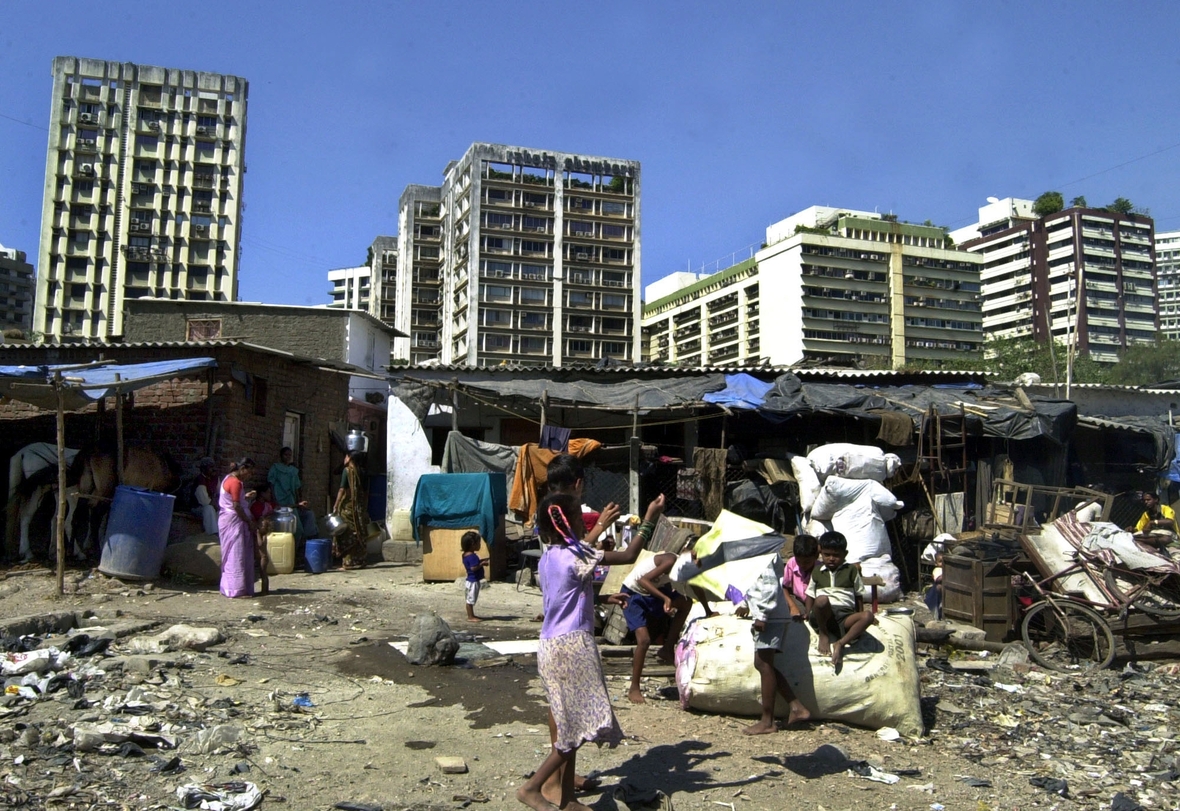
[0,243,35,331]
[34,57,248,341]
[395,143,641,366]
[644,206,983,368]
[1156,230,1180,341]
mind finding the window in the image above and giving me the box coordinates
[521,312,547,329]
[603,317,627,333]
[602,224,627,239]
[484,237,508,251]
[520,287,547,304]
[603,342,628,357]
[197,115,218,128]
[569,291,593,307]
[522,216,548,231]
[484,260,512,277]
[520,264,549,281]
[569,220,594,235]
[486,188,510,201]
[186,318,222,340]
[484,334,511,351]
[484,285,512,301]
[136,135,158,150]
[521,336,546,353]
[522,192,547,207]
[482,309,510,325]
[253,377,268,416]
[283,412,302,464]
[569,197,593,210]
[486,212,513,228]
[605,248,628,262]
[602,201,626,215]
[521,240,548,254]
[603,294,628,309]
[568,339,593,355]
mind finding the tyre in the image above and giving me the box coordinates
[1021,600,1115,673]
[1103,568,1180,620]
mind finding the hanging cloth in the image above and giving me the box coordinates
[539,424,572,453]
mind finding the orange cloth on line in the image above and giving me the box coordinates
[509,438,602,520]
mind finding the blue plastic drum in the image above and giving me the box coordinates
[305,538,331,574]
[99,486,176,580]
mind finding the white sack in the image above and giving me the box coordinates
[807,443,900,483]
[789,453,821,514]
[675,613,923,738]
[858,554,902,603]
[811,477,902,562]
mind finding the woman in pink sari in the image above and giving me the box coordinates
[218,458,258,598]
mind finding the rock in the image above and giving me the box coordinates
[435,756,468,774]
[405,613,458,666]
[162,540,223,584]
[123,655,168,675]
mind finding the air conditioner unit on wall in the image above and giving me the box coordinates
[79,113,93,123]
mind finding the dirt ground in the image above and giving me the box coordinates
[1,561,1175,811]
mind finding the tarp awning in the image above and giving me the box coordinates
[0,358,216,411]
[1077,414,1177,471]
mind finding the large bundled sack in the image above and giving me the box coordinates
[859,554,902,603]
[789,453,822,514]
[675,612,922,738]
[810,477,903,562]
[808,443,900,483]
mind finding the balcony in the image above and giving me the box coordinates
[76,140,98,154]
[193,174,216,189]
[192,201,212,213]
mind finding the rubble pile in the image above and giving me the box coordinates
[921,653,1180,807]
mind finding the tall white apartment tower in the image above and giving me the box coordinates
[1156,230,1180,341]
[396,143,641,366]
[34,57,248,340]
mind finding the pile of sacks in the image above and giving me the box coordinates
[790,443,904,602]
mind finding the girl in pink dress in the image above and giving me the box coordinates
[218,458,257,598]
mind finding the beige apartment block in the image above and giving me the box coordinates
[0,243,36,331]
[34,56,247,340]
[395,143,641,366]
[1156,230,1180,341]
[366,235,398,328]
[327,264,371,311]
[644,206,982,368]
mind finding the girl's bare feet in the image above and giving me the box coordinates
[816,635,831,656]
[516,786,559,811]
[467,616,483,623]
[627,689,646,704]
[786,703,812,726]
[742,718,777,735]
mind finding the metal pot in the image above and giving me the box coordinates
[322,512,350,537]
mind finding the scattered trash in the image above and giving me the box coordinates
[404,740,436,750]
[190,725,241,755]
[849,762,900,784]
[334,804,383,811]
[292,692,315,708]
[175,781,262,810]
[1110,792,1145,811]
[959,776,992,787]
[1029,776,1069,796]
[215,674,243,686]
[129,625,223,654]
[876,726,901,741]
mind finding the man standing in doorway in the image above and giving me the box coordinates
[268,447,317,551]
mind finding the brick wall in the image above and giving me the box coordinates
[124,301,351,363]
[0,344,349,519]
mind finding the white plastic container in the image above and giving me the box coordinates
[266,532,296,575]
[390,509,414,542]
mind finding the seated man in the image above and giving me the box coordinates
[1129,491,1177,550]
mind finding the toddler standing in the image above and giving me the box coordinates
[461,531,488,623]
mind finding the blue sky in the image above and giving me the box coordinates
[3,1,1180,304]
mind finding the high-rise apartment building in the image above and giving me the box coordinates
[34,57,247,341]
[953,198,1157,362]
[366,235,398,327]
[0,242,36,331]
[395,143,641,366]
[644,206,983,368]
[1156,230,1180,341]
[327,265,371,311]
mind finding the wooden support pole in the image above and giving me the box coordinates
[539,388,548,440]
[629,394,640,515]
[203,368,215,457]
[114,373,125,481]
[54,372,66,596]
[450,378,459,434]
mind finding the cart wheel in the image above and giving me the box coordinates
[1103,568,1180,620]
[1021,600,1114,673]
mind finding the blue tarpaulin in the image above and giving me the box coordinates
[0,358,216,411]
[1169,434,1180,484]
[410,472,507,544]
[702,373,775,410]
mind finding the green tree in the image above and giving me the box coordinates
[1033,191,1064,217]
[1069,195,1087,208]
[1105,197,1134,215]
[1109,339,1180,386]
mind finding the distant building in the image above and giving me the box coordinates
[395,143,641,366]
[367,235,398,328]
[327,265,371,311]
[34,56,248,341]
[1156,230,1180,341]
[956,198,1157,362]
[643,206,983,368]
[122,298,403,404]
[0,242,35,331]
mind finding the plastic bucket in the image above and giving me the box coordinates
[99,485,176,580]
[305,538,331,574]
[368,474,387,521]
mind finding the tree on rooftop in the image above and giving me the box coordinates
[1033,191,1064,217]
[1070,195,1088,208]
[1105,197,1134,215]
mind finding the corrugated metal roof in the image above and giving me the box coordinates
[0,340,383,379]
[394,362,992,379]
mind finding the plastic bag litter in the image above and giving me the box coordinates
[790,454,822,514]
[2,647,71,675]
[190,725,241,755]
[176,781,262,811]
[810,477,902,563]
[676,612,923,738]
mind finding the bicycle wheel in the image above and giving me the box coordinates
[1103,568,1180,619]
[1021,600,1115,673]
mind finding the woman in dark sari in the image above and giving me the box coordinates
[332,451,370,569]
